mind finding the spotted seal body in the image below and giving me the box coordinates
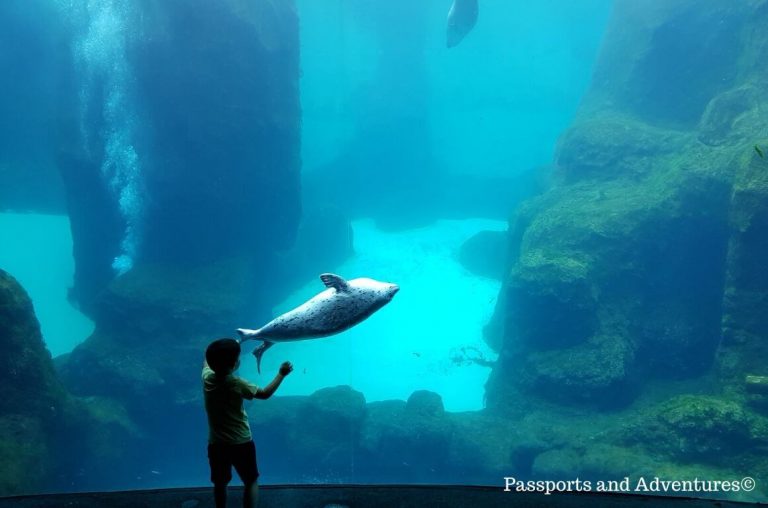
[237,273,399,372]
[446,0,478,48]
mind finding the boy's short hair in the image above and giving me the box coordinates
[206,338,241,375]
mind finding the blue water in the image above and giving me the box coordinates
[2,0,765,504]
[0,213,93,357]
[300,0,611,178]
[72,0,144,273]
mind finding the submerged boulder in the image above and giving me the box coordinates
[56,0,303,313]
[0,271,61,495]
[458,230,507,280]
[719,148,768,403]
[290,386,367,479]
[54,3,306,480]
[0,270,66,418]
[358,391,454,482]
[0,270,146,494]
[622,395,768,466]
[488,0,767,412]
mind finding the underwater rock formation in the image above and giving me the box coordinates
[132,0,301,264]
[50,2,308,486]
[55,0,302,310]
[58,256,258,427]
[480,0,768,496]
[248,387,515,484]
[0,270,63,495]
[292,386,367,479]
[484,0,768,495]
[0,270,65,419]
[358,391,454,482]
[0,270,142,494]
[636,395,766,461]
[458,230,507,280]
[490,0,768,410]
[56,0,302,411]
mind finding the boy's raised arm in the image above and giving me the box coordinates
[255,361,293,399]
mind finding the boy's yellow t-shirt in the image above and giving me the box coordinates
[202,364,260,445]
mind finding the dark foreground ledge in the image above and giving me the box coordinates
[0,484,763,508]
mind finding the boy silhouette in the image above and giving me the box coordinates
[203,338,292,508]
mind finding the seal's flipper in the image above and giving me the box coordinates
[252,341,274,374]
[237,328,261,343]
[320,273,350,293]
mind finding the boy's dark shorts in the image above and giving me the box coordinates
[207,440,259,485]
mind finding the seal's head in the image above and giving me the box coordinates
[386,283,400,301]
[354,277,399,305]
[374,279,399,302]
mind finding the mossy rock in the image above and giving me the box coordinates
[51,396,149,489]
[448,412,538,480]
[94,257,258,342]
[405,390,445,417]
[556,114,686,182]
[296,385,367,438]
[0,415,50,496]
[638,395,762,461]
[510,254,596,349]
[585,0,753,128]
[698,85,766,147]
[0,270,74,494]
[65,396,142,462]
[531,447,581,478]
[290,386,366,474]
[497,139,733,406]
[358,393,454,481]
[532,444,657,481]
[58,330,175,403]
[0,270,139,494]
[0,270,67,417]
[457,230,507,280]
[521,333,637,408]
[58,257,254,413]
[718,145,768,393]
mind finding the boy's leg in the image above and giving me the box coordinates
[243,480,258,508]
[208,444,233,508]
[232,441,260,508]
[214,483,227,508]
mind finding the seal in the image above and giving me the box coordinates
[446,0,479,48]
[237,273,399,372]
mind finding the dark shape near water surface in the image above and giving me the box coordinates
[237,273,399,372]
[446,0,478,48]
[755,145,764,158]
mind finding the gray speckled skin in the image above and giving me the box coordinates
[238,274,399,372]
[238,274,399,342]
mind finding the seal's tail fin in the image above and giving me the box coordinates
[253,341,274,374]
[236,328,261,343]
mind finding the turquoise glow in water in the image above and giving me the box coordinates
[239,218,503,412]
[298,0,612,177]
[0,213,93,357]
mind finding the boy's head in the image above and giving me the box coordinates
[206,338,241,375]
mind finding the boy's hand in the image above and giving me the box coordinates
[279,361,293,377]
